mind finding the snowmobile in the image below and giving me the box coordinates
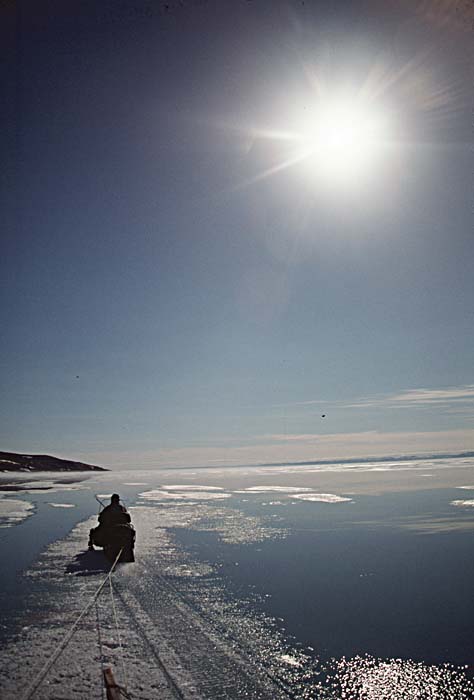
[89,495,136,562]
[90,522,135,563]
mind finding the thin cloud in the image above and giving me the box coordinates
[344,384,474,409]
[92,428,474,469]
[265,431,378,443]
[271,398,332,408]
[390,386,474,403]
[272,384,474,412]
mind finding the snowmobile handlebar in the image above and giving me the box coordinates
[94,494,128,510]
[95,495,106,510]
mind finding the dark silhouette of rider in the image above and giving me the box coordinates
[99,493,131,526]
[88,494,131,549]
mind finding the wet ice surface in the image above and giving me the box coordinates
[329,656,474,699]
[0,474,91,527]
[0,504,472,699]
[0,506,306,699]
[0,474,91,494]
[1,466,474,698]
[139,488,233,502]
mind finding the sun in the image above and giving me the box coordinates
[227,91,391,195]
[296,96,389,186]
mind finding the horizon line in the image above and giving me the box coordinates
[142,449,474,471]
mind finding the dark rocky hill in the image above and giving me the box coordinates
[0,451,107,472]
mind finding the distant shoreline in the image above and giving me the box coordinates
[2,449,473,474]
[260,450,474,469]
[0,451,107,473]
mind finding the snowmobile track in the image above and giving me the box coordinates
[0,512,299,699]
[115,563,295,700]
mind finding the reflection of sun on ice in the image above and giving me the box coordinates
[298,96,388,185]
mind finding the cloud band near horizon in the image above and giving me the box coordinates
[71,427,474,469]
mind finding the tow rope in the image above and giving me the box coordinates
[21,547,124,700]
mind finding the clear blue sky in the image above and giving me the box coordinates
[2,0,473,468]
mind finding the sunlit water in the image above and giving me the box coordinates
[1,459,474,698]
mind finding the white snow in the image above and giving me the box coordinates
[280,654,302,667]
[160,485,224,491]
[292,492,353,503]
[0,497,34,526]
[243,486,314,493]
[139,488,231,502]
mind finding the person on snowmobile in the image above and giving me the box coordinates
[88,494,131,550]
[99,493,131,526]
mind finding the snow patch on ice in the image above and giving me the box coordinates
[293,493,353,503]
[243,486,314,493]
[132,499,286,546]
[280,654,302,667]
[0,498,34,526]
[160,485,224,491]
[139,488,231,502]
[48,502,76,508]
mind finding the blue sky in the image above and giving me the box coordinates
[1,0,473,468]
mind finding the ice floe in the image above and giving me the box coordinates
[139,488,231,502]
[48,503,76,508]
[451,499,474,508]
[133,499,286,545]
[243,486,314,493]
[160,485,224,491]
[0,498,34,527]
[292,493,353,503]
[280,654,302,667]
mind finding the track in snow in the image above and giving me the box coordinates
[0,507,312,699]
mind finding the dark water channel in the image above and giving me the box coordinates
[174,490,474,668]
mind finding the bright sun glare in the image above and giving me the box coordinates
[232,92,391,194]
[297,97,388,185]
